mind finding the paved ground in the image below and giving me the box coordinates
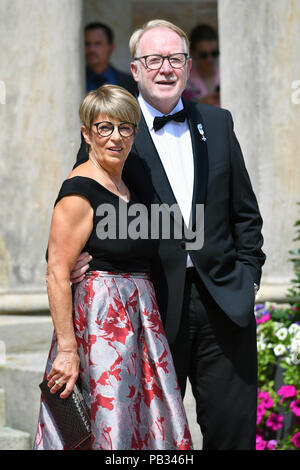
[183,380,202,450]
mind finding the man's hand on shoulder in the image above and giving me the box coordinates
[70,251,92,284]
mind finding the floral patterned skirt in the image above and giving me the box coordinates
[33,271,193,450]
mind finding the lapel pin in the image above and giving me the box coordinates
[197,123,207,141]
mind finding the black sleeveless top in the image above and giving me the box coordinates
[54,176,159,273]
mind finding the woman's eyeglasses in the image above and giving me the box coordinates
[93,121,136,138]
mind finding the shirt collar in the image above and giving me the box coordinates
[138,94,184,131]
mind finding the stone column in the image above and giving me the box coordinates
[218,0,300,300]
[0,0,84,312]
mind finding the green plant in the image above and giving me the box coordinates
[255,204,300,450]
[255,303,300,450]
[287,202,300,310]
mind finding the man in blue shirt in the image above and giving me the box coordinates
[85,22,137,96]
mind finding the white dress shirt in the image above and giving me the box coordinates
[138,95,194,267]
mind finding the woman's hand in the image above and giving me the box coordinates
[47,350,80,399]
[70,251,92,284]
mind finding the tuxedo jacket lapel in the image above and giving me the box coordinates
[133,105,208,233]
[183,99,208,231]
[133,113,178,208]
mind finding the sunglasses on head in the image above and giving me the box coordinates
[198,49,219,60]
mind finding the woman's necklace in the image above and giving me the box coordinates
[89,157,129,201]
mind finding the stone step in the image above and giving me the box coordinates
[0,426,31,450]
[0,385,31,450]
[0,389,6,426]
[0,351,49,443]
[0,314,53,354]
[0,315,52,445]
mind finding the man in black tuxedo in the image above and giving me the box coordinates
[72,20,266,450]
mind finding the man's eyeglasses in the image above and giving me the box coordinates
[134,53,189,70]
[198,49,219,60]
[93,121,136,138]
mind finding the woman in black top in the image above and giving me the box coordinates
[33,85,192,450]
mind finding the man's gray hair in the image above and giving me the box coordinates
[129,19,189,58]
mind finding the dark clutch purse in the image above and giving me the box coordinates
[39,379,91,450]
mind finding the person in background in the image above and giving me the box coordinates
[85,22,138,96]
[183,23,220,106]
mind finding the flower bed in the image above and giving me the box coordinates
[255,302,300,450]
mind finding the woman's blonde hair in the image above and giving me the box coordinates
[129,19,189,58]
[79,84,140,130]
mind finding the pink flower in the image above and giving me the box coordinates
[256,415,262,425]
[256,313,271,324]
[266,440,277,450]
[291,432,300,448]
[258,391,273,409]
[277,385,298,401]
[257,404,266,415]
[256,435,267,450]
[290,399,300,417]
[256,404,266,425]
[266,413,284,431]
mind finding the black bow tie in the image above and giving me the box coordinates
[153,109,186,131]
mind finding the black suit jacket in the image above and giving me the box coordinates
[86,65,138,96]
[111,66,138,97]
[74,99,266,344]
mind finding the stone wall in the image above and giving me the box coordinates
[218,0,300,300]
[0,0,84,310]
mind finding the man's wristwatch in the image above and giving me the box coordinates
[254,283,260,295]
